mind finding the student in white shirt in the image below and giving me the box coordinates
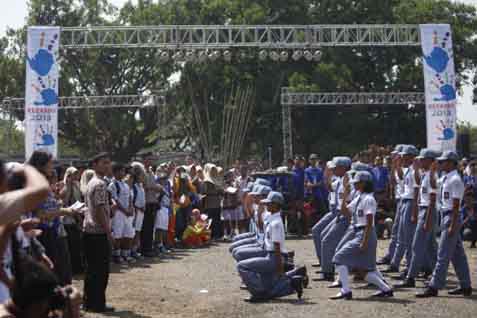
[417,151,472,298]
[237,191,306,302]
[331,171,393,300]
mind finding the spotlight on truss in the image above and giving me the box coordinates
[173,51,184,61]
[313,50,322,62]
[258,50,268,61]
[223,50,232,62]
[304,50,313,61]
[208,50,221,61]
[185,51,195,62]
[269,51,280,62]
[279,51,289,62]
[159,51,170,62]
[197,51,207,63]
[292,50,303,61]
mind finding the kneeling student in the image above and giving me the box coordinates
[237,191,307,302]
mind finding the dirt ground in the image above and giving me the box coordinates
[78,237,477,318]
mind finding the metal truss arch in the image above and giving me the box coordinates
[61,24,421,49]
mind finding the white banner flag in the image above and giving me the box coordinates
[25,26,60,159]
[420,24,457,152]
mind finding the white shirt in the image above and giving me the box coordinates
[264,212,287,253]
[394,169,405,199]
[439,170,465,211]
[132,183,146,210]
[331,176,345,208]
[255,209,271,244]
[347,192,376,227]
[328,175,338,207]
[419,170,437,207]
[108,179,130,212]
[401,167,418,200]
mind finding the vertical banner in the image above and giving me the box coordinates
[420,24,457,152]
[25,26,60,159]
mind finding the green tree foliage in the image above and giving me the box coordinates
[0,0,476,162]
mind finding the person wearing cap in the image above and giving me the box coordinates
[318,160,367,283]
[417,151,472,298]
[311,157,349,274]
[305,154,325,234]
[395,149,439,288]
[237,191,306,302]
[229,185,272,254]
[384,145,420,274]
[330,171,393,300]
[378,145,406,265]
[292,156,306,235]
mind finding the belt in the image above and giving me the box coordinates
[418,205,429,209]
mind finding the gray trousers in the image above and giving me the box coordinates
[234,246,267,262]
[233,232,255,242]
[229,237,257,253]
[391,199,416,270]
[311,209,336,261]
[321,216,349,274]
[383,199,402,260]
[237,253,295,299]
[407,207,438,279]
[429,213,472,290]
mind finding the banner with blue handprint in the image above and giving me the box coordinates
[25,26,60,159]
[420,24,457,152]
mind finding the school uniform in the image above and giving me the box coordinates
[389,166,418,271]
[232,211,271,261]
[238,194,302,301]
[401,167,438,285]
[331,172,392,299]
[108,179,135,240]
[418,157,472,297]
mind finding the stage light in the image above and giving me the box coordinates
[313,50,322,62]
[223,50,232,62]
[197,51,207,63]
[258,50,268,61]
[304,50,313,61]
[208,50,221,61]
[269,50,280,62]
[173,51,184,61]
[159,51,170,62]
[292,50,303,61]
[279,51,289,62]
[185,51,195,62]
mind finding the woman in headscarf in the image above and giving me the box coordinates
[172,166,196,243]
[59,167,84,275]
[202,164,224,240]
[79,169,95,199]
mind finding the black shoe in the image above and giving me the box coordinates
[240,284,248,290]
[330,291,352,300]
[392,271,409,281]
[311,262,321,268]
[419,270,433,280]
[448,287,472,297]
[416,287,438,298]
[372,289,394,298]
[377,257,390,265]
[394,278,415,288]
[382,266,399,273]
[313,273,334,282]
[244,296,267,303]
[303,275,309,289]
[293,266,307,277]
[328,281,342,289]
[470,242,476,249]
[291,276,304,299]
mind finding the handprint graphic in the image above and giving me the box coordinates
[430,73,456,102]
[26,32,59,77]
[32,76,58,106]
[34,124,55,147]
[436,120,455,141]
[423,31,452,74]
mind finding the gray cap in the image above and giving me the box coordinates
[333,156,352,168]
[399,145,419,156]
[309,153,319,160]
[260,191,284,206]
[350,161,370,173]
[391,144,405,155]
[254,178,271,187]
[327,160,336,169]
[437,151,459,163]
[416,148,439,160]
[352,171,373,184]
[250,185,272,196]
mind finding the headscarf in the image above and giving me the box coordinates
[80,169,95,197]
[203,163,219,185]
[62,167,81,204]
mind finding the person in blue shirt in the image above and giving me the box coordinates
[305,154,324,223]
[372,156,390,206]
[293,156,306,235]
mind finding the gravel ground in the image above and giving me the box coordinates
[78,238,477,318]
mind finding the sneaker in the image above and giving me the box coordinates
[131,251,143,260]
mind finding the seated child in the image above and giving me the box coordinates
[182,209,211,248]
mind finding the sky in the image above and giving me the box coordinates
[2,0,477,125]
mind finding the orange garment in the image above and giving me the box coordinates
[173,177,197,208]
[182,224,210,247]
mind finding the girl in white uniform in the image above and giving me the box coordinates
[331,171,393,300]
